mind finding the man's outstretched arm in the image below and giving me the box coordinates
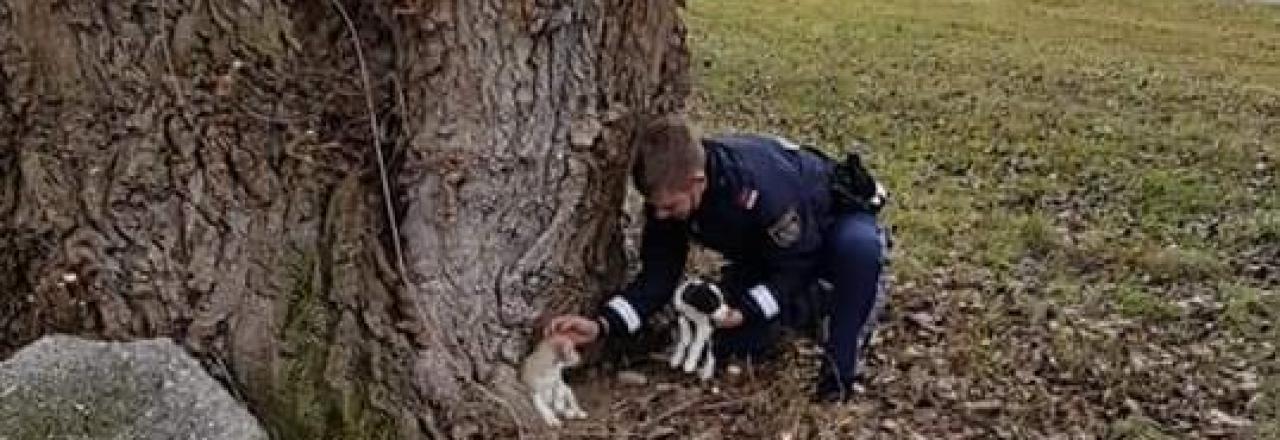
[548,211,690,344]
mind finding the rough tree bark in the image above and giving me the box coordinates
[0,0,688,438]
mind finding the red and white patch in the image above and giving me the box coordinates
[736,189,759,210]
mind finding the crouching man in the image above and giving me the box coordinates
[548,115,890,402]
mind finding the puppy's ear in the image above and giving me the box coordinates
[549,336,575,358]
[532,313,556,339]
[705,282,723,297]
[551,336,583,366]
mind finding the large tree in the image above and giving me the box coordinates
[0,0,689,437]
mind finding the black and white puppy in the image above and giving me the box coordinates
[670,279,731,380]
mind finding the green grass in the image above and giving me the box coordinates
[1111,281,1181,320]
[1220,281,1279,338]
[688,0,1280,436]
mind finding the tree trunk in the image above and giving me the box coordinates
[0,0,688,438]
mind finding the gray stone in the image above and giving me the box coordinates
[0,335,266,440]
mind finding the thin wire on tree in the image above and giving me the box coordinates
[326,1,526,437]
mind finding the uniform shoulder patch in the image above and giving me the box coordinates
[767,207,802,248]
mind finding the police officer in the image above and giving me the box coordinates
[548,114,889,402]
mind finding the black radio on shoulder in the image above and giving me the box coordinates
[830,150,887,214]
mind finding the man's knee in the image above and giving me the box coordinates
[829,216,883,268]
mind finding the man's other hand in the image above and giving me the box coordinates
[546,314,600,346]
[715,307,744,328]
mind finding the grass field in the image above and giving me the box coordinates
[682,0,1279,437]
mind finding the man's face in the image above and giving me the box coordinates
[649,175,706,221]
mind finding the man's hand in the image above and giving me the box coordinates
[546,314,600,346]
[715,307,745,329]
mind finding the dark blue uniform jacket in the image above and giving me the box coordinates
[600,134,836,335]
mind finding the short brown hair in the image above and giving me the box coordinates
[633,114,704,195]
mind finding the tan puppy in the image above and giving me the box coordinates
[520,333,587,427]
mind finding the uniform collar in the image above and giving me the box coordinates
[702,139,733,194]
[690,140,739,229]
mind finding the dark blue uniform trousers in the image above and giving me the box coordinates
[717,211,887,398]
